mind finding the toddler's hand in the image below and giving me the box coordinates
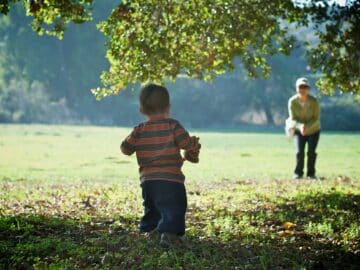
[184,149,200,163]
[192,136,201,151]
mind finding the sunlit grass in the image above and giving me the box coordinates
[0,124,359,182]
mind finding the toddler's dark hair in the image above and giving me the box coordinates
[139,84,170,115]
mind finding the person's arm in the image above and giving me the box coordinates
[174,122,198,151]
[305,100,320,135]
[174,122,201,163]
[120,129,137,155]
[288,99,304,131]
[288,99,296,121]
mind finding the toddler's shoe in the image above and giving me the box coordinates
[159,232,184,248]
[144,229,160,243]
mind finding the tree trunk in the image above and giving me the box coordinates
[262,100,275,125]
[259,80,275,125]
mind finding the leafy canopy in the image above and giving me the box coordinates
[1,0,359,99]
[305,1,360,97]
[0,0,93,38]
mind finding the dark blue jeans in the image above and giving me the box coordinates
[139,180,187,236]
[294,130,320,177]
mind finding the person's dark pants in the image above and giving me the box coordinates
[139,180,187,236]
[294,130,320,177]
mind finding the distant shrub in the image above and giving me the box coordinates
[0,79,75,123]
[321,97,360,131]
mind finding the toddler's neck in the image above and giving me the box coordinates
[147,112,170,121]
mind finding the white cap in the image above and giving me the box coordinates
[296,77,310,88]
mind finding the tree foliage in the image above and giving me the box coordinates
[0,0,93,38]
[93,0,296,98]
[0,5,359,129]
[1,0,359,99]
[305,1,360,96]
[93,0,360,99]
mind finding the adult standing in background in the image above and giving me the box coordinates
[286,77,321,179]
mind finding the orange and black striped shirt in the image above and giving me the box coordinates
[121,117,197,184]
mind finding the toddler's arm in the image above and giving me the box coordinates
[120,129,137,155]
[174,122,199,151]
[174,122,201,163]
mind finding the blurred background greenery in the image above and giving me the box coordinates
[0,1,359,130]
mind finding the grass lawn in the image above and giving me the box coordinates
[0,124,359,269]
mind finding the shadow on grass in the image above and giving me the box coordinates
[244,191,360,270]
[187,190,360,269]
[0,191,359,269]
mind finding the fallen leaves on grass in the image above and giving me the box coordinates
[0,178,360,269]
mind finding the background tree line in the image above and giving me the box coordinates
[0,1,359,130]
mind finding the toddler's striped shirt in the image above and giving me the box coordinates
[121,117,196,183]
